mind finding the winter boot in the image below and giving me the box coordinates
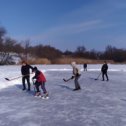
[34,92,41,97]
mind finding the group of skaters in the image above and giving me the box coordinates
[21,60,109,98]
[21,61,49,99]
[83,61,109,81]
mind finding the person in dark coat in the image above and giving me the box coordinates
[83,63,87,71]
[21,61,33,91]
[32,67,48,98]
[101,61,109,81]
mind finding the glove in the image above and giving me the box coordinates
[71,76,74,79]
[76,73,81,77]
[32,78,36,84]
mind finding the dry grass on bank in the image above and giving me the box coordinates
[26,58,51,65]
[24,58,114,65]
[52,58,114,64]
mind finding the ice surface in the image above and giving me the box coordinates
[0,64,126,126]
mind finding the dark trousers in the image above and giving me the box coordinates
[74,75,81,89]
[102,72,109,81]
[41,82,47,94]
[35,82,47,94]
[22,76,31,90]
[84,67,87,71]
[35,82,41,93]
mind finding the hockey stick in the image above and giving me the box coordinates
[5,75,23,81]
[95,72,101,80]
[5,73,32,81]
[63,78,72,82]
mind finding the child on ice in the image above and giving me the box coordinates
[71,62,81,91]
[32,66,49,98]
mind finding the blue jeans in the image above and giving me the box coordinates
[74,75,81,89]
[41,82,47,94]
[35,82,47,94]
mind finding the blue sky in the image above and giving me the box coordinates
[0,0,126,51]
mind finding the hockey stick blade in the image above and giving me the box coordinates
[63,78,72,82]
[63,78,67,82]
[5,78,10,81]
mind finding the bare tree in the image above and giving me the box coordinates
[23,40,31,61]
[0,27,6,51]
[3,37,17,52]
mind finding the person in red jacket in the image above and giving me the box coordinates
[32,67,48,98]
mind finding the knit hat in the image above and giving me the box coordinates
[32,66,38,72]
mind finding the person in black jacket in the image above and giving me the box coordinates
[83,63,87,71]
[101,61,109,81]
[21,61,33,91]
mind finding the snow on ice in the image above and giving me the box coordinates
[0,64,126,126]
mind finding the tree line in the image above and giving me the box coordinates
[0,26,126,64]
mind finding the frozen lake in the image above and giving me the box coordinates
[0,64,126,126]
